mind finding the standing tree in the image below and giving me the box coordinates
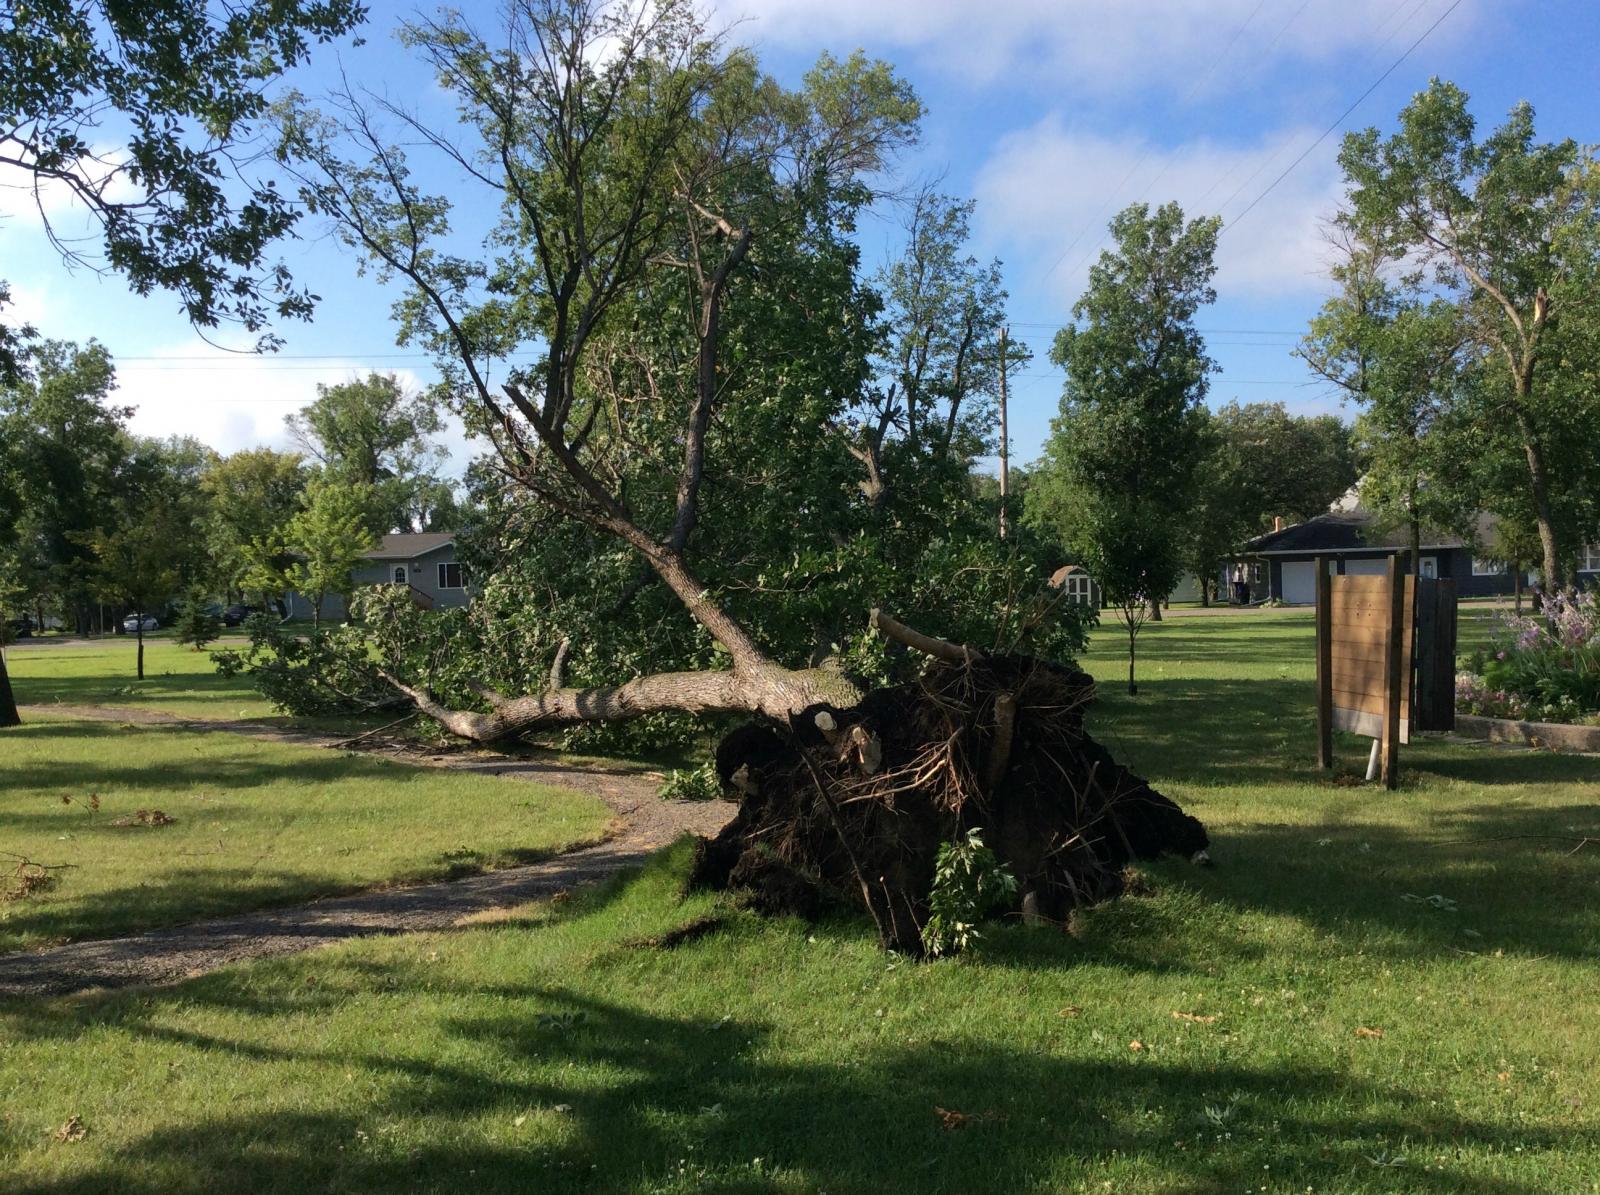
[1,0,365,352]
[173,591,224,651]
[1300,226,1473,563]
[82,507,184,680]
[1339,80,1600,590]
[1029,202,1219,693]
[1183,401,1359,604]
[847,189,1017,514]
[0,340,131,633]
[201,448,307,600]
[283,479,380,629]
[284,373,450,533]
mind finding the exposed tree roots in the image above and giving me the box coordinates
[690,653,1209,954]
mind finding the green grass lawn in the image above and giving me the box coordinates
[5,639,274,720]
[0,715,613,952]
[3,614,1598,1192]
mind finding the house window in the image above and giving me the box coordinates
[437,561,466,590]
[1583,545,1600,573]
[393,566,408,585]
[1061,572,1093,606]
[1471,557,1506,576]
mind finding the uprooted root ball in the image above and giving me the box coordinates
[690,653,1208,954]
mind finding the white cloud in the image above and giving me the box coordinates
[974,117,1347,305]
[111,342,481,475]
[0,146,143,226]
[716,0,1481,95]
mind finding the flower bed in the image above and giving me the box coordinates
[1457,589,1600,726]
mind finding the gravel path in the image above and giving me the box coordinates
[1,705,733,998]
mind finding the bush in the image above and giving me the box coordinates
[658,761,721,802]
[920,828,1017,957]
[1457,589,1600,724]
[173,593,223,651]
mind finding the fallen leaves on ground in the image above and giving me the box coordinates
[1171,1011,1217,1024]
[53,1116,87,1143]
[935,1106,1002,1130]
[1057,1006,1083,1018]
[1355,1026,1386,1039]
[1129,1040,1146,1051]
[109,809,175,828]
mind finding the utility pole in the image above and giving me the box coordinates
[998,325,1010,540]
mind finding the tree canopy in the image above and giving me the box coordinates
[1,0,366,355]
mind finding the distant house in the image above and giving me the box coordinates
[285,532,470,622]
[1233,494,1597,604]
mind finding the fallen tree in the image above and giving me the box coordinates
[278,0,1206,952]
[696,621,1208,954]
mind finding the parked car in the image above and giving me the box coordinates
[222,603,261,626]
[122,614,160,633]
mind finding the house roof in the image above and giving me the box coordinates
[364,533,455,560]
[1242,506,1482,557]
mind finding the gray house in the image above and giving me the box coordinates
[286,533,469,622]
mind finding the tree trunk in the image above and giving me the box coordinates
[136,620,145,681]
[1199,577,1210,608]
[0,649,20,727]
[1514,404,1563,591]
[1514,564,1524,614]
[1126,620,1139,696]
[1149,598,1162,622]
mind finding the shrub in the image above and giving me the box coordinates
[1457,589,1600,724]
[920,828,1018,957]
[173,593,223,651]
[658,761,721,802]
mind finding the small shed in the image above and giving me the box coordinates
[1048,564,1099,607]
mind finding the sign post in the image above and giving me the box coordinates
[1315,552,1413,789]
[1315,552,1457,788]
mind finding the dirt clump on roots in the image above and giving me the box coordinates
[690,653,1208,954]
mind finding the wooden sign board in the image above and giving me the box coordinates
[1314,555,1458,788]
[1328,574,1414,744]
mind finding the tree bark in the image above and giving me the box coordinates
[0,649,20,727]
[136,621,145,681]
[1127,619,1139,696]
[1514,386,1563,592]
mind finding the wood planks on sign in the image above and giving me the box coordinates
[1316,553,1413,785]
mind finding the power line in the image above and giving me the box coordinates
[1223,0,1466,233]
[1039,0,1271,285]
[1196,0,1428,215]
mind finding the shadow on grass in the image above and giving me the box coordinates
[3,963,1577,1194]
[9,666,256,711]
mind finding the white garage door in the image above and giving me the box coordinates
[1281,560,1318,604]
[1344,557,1389,577]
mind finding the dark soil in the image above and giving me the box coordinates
[692,654,1208,954]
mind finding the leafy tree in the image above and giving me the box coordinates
[173,591,223,651]
[201,448,307,599]
[1030,202,1219,693]
[284,478,379,628]
[1339,79,1600,589]
[81,506,185,680]
[847,189,1020,515]
[1299,227,1472,561]
[0,340,130,631]
[1182,402,1359,604]
[1,0,366,351]
[284,373,449,533]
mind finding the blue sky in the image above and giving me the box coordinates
[3,0,1597,474]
